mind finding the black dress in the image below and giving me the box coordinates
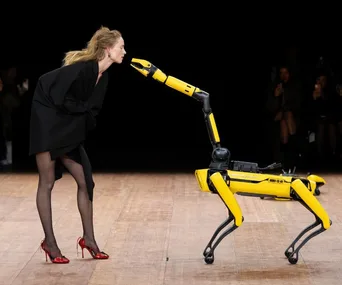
[29,60,108,201]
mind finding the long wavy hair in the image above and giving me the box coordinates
[62,26,122,66]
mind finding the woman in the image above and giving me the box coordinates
[29,26,126,263]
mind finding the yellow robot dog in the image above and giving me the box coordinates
[130,58,331,265]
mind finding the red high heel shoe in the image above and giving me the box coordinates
[40,240,70,264]
[77,237,109,259]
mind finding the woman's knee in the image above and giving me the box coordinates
[38,179,55,192]
[284,112,296,134]
[78,180,95,194]
[36,152,56,191]
[76,180,88,191]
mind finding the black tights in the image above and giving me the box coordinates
[35,151,99,258]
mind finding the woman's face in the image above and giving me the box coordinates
[279,67,290,83]
[108,37,126,64]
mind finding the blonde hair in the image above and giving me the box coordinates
[62,26,122,66]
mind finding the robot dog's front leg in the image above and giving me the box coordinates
[202,210,234,262]
[285,179,332,264]
[203,171,244,264]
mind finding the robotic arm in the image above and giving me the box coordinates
[130,59,211,105]
[131,59,222,160]
[130,58,331,265]
[131,59,292,172]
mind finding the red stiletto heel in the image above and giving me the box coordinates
[77,237,109,259]
[40,240,70,264]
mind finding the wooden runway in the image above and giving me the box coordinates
[0,171,341,284]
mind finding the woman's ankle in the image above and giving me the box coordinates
[82,236,100,251]
[42,239,62,257]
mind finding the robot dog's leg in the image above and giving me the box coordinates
[202,210,234,258]
[285,179,331,264]
[203,172,243,264]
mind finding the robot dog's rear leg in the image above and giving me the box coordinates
[284,179,332,264]
[284,217,321,261]
[203,172,243,264]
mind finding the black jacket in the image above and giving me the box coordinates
[29,60,108,159]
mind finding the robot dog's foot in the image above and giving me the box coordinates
[203,248,214,264]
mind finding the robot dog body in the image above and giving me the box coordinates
[130,58,331,265]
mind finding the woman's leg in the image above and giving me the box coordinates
[279,118,290,168]
[280,119,289,144]
[60,155,100,253]
[35,152,62,257]
[284,111,300,170]
[284,111,296,135]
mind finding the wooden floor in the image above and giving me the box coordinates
[0,171,341,285]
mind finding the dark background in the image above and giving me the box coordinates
[1,14,340,173]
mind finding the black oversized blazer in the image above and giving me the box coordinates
[29,60,108,158]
